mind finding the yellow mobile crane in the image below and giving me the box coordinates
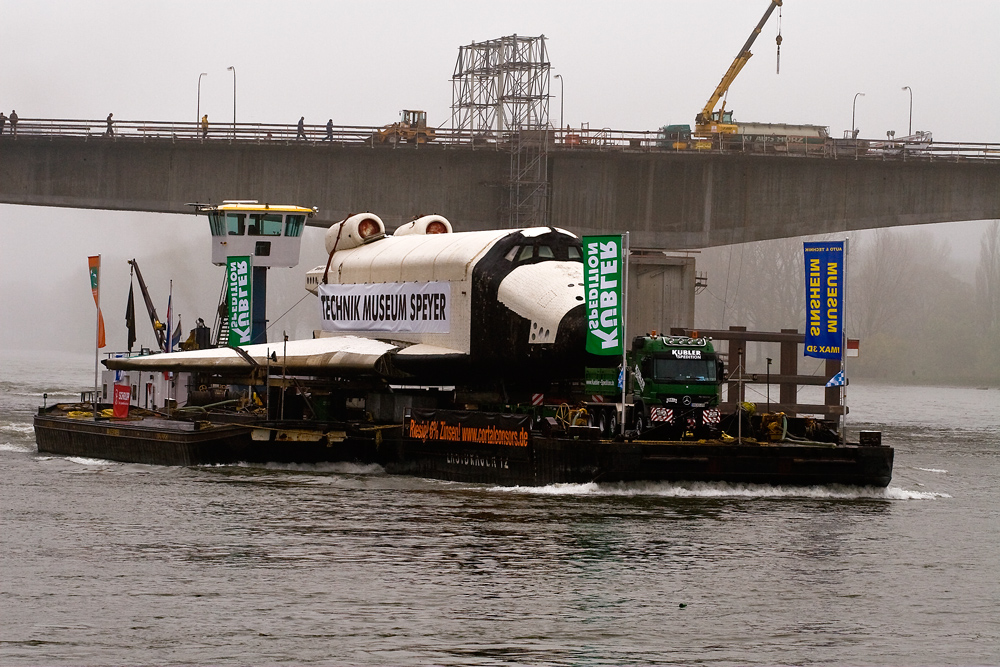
[695,0,782,138]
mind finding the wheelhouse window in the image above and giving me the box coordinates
[208,212,226,237]
[285,214,305,237]
[226,213,246,236]
[248,213,283,236]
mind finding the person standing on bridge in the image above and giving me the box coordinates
[201,114,209,139]
[324,118,333,141]
[297,116,306,140]
[0,112,6,135]
[10,110,18,136]
[105,113,114,137]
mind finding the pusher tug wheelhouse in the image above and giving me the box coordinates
[34,205,893,486]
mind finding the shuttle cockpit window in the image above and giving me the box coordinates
[506,242,584,264]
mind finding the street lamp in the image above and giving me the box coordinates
[852,92,865,138]
[227,65,236,138]
[902,86,912,136]
[197,72,207,125]
[554,74,564,138]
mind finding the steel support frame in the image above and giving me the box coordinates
[452,34,551,227]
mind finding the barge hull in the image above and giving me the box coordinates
[34,415,253,466]
[380,437,894,487]
[34,414,381,466]
[35,416,893,487]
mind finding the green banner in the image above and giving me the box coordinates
[583,235,624,356]
[227,256,252,346]
[584,367,620,395]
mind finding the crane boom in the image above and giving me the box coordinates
[128,259,168,352]
[695,0,782,137]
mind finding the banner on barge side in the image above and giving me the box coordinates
[317,282,451,333]
[803,241,844,359]
[227,256,252,346]
[582,235,624,355]
[405,409,530,448]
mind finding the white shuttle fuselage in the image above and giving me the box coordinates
[106,214,597,390]
[305,216,589,386]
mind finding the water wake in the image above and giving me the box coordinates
[228,460,386,475]
[0,441,35,453]
[490,480,950,500]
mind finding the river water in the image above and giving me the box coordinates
[2,349,998,665]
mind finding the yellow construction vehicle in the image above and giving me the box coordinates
[694,0,782,138]
[377,110,436,144]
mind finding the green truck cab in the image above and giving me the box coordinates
[629,335,725,437]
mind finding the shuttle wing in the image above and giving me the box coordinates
[102,336,466,378]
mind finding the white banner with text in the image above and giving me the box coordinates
[318,282,451,333]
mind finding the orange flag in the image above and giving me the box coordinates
[88,256,107,348]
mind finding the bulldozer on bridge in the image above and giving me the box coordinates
[376,110,436,145]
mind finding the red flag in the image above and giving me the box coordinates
[88,256,107,348]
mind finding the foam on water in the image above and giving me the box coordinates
[489,480,950,500]
[915,467,948,473]
[64,456,120,466]
[0,442,35,453]
[883,486,952,500]
[1,422,35,436]
[232,460,387,475]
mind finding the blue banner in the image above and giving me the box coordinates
[804,241,844,359]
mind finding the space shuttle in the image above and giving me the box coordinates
[105,213,596,392]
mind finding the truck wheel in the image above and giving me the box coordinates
[635,409,646,433]
[607,412,618,437]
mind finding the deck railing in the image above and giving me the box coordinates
[4,117,1000,162]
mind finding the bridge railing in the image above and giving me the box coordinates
[5,117,1000,162]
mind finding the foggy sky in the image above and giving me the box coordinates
[2,0,998,354]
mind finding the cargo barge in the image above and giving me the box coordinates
[35,404,893,487]
[40,204,892,487]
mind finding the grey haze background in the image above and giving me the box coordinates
[2,0,998,360]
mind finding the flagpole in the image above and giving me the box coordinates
[620,232,630,437]
[93,254,101,420]
[841,238,849,446]
[168,280,174,411]
[167,280,173,353]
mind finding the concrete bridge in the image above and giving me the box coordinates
[3,120,999,248]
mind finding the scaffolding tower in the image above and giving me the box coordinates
[452,35,551,227]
